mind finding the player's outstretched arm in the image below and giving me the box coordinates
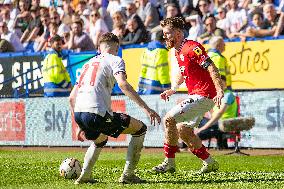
[207,61,224,108]
[114,72,161,126]
[160,71,184,101]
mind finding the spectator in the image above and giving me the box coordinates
[42,34,71,97]
[165,3,183,18]
[186,14,204,40]
[88,10,109,48]
[274,0,284,37]
[195,75,238,149]
[216,7,228,31]
[20,6,43,45]
[121,15,150,45]
[107,0,123,16]
[0,21,25,52]
[111,11,126,36]
[68,19,96,52]
[50,11,71,37]
[61,0,74,26]
[246,4,281,37]
[138,30,171,95]
[1,8,14,32]
[208,36,232,89]
[12,0,31,38]
[137,0,160,30]
[87,0,113,31]
[197,15,226,44]
[225,0,248,39]
[112,22,127,39]
[0,35,14,52]
[35,13,51,51]
[126,2,138,19]
[197,0,212,22]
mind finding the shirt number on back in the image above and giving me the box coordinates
[77,62,99,88]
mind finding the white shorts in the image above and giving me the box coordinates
[167,94,215,128]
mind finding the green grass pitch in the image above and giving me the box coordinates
[0,148,284,189]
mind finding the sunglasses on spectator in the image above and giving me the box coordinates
[50,17,59,20]
[91,14,98,17]
[218,11,224,14]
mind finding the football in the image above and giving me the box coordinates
[59,158,82,179]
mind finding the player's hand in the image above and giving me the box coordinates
[213,90,224,108]
[76,127,86,142]
[160,89,175,101]
[145,108,161,126]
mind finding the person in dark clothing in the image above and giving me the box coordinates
[121,15,150,45]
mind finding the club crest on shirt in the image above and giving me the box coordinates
[193,46,202,56]
[179,54,185,61]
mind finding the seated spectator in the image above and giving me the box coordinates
[42,35,71,97]
[126,2,138,19]
[60,0,74,26]
[186,14,204,40]
[121,15,150,45]
[197,0,213,22]
[225,0,248,39]
[107,0,123,16]
[138,31,171,94]
[137,0,160,30]
[35,13,51,52]
[195,75,238,149]
[12,0,31,38]
[1,8,14,32]
[0,34,15,52]
[216,7,228,31]
[112,22,127,40]
[68,19,96,52]
[88,10,109,48]
[50,11,70,38]
[41,22,59,51]
[247,4,284,37]
[0,21,25,52]
[111,11,126,35]
[197,15,226,44]
[274,0,284,37]
[20,6,43,46]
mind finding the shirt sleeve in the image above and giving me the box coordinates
[222,91,235,105]
[111,57,126,76]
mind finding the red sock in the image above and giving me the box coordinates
[191,145,210,160]
[164,143,178,158]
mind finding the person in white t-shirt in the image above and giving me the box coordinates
[88,10,109,48]
[69,32,161,184]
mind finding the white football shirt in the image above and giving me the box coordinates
[74,53,126,116]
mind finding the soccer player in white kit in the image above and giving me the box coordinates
[69,33,161,184]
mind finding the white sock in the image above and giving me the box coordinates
[80,143,102,179]
[203,156,214,164]
[123,134,145,175]
[165,158,175,167]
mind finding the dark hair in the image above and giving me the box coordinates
[251,11,264,20]
[160,17,185,30]
[98,32,120,45]
[220,75,226,81]
[50,34,62,44]
[204,14,216,23]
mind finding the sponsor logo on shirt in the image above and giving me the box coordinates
[193,46,202,56]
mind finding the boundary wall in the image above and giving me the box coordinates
[0,91,283,148]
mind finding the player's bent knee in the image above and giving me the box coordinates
[164,116,176,129]
[132,122,147,137]
[95,139,108,148]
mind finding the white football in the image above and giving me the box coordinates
[59,158,82,179]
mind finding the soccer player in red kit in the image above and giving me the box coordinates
[152,17,224,174]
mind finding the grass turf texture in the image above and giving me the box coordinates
[0,149,284,189]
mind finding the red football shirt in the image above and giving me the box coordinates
[175,40,217,99]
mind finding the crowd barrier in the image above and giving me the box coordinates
[0,91,284,148]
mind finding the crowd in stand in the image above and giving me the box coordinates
[0,0,283,53]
